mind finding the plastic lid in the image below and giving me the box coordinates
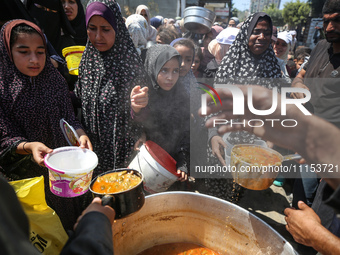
[144,140,179,176]
[60,118,80,146]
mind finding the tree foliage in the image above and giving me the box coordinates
[263,4,285,27]
[228,2,239,18]
[282,0,310,27]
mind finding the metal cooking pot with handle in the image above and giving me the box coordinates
[183,6,216,34]
[89,168,145,219]
[112,192,298,255]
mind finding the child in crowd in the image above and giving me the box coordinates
[191,44,203,78]
[295,52,310,70]
[170,38,196,95]
[131,44,189,182]
[170,38,208,189]
[0,19,91,230]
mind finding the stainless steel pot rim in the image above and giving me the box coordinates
[184,6,216,15]
[145,191,293,248]
[184,16,216,24]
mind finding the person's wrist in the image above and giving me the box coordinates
[292,77,304,87]
[133,107,141,114]
[23,141,31,154]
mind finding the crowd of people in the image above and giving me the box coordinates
[0,0,340,254]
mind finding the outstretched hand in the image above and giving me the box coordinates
[210,135,227,166]
[284,201,321,247]
[28,142,53,166]
[131,86,149,113]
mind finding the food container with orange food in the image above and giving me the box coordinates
[89,169,145,219]
[230,144,301,190]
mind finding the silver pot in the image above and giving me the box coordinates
[112,192,297,255]
[183,6,216,34]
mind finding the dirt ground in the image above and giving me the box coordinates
[237,180,318,255]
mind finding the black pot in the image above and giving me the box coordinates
[89,168,145,219]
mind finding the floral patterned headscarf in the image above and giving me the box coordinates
[75,0,148,173]
[215,12,281,88]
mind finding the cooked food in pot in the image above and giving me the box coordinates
[91,170,142,194]
[137,242,220,255]
[232,146,281,166]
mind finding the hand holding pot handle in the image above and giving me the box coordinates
[101,195,116,210]
[74,197,116,230]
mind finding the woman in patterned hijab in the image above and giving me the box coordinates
[215,12,281,87]
[211,12,282,148]
[75,0,148,174]
[204,13,282,202]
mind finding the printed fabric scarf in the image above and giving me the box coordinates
[75,0,148,174]
[213,12,282,145]
[0,19,85,231]
[215,12,281,89]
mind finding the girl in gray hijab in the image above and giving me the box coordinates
[132,44,190,180]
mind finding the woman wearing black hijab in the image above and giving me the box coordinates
[61,0,87,47]
[26,0,75,56]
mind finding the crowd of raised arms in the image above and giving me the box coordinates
[0,0,340,254]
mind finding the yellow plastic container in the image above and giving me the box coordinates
[62,46,85,75]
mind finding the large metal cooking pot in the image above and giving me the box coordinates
[112,192,298,255]
[183,6,216,34]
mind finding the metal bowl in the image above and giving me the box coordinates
[183,6,216,34]
[112,192,298,255]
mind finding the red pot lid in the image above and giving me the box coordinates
[144,140,180,177]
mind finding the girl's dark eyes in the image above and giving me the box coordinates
[18,51,45,55]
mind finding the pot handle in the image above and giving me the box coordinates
[282,154,302,162]
[101,195,116,210]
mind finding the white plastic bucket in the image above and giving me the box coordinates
[128,143,179,194]
[44,146,98,197]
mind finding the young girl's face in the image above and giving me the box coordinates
[87,15,116,52]
[191,55,201,73]
[11,32,46,77]
[157,57,180,91]
[174,45,194,77]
